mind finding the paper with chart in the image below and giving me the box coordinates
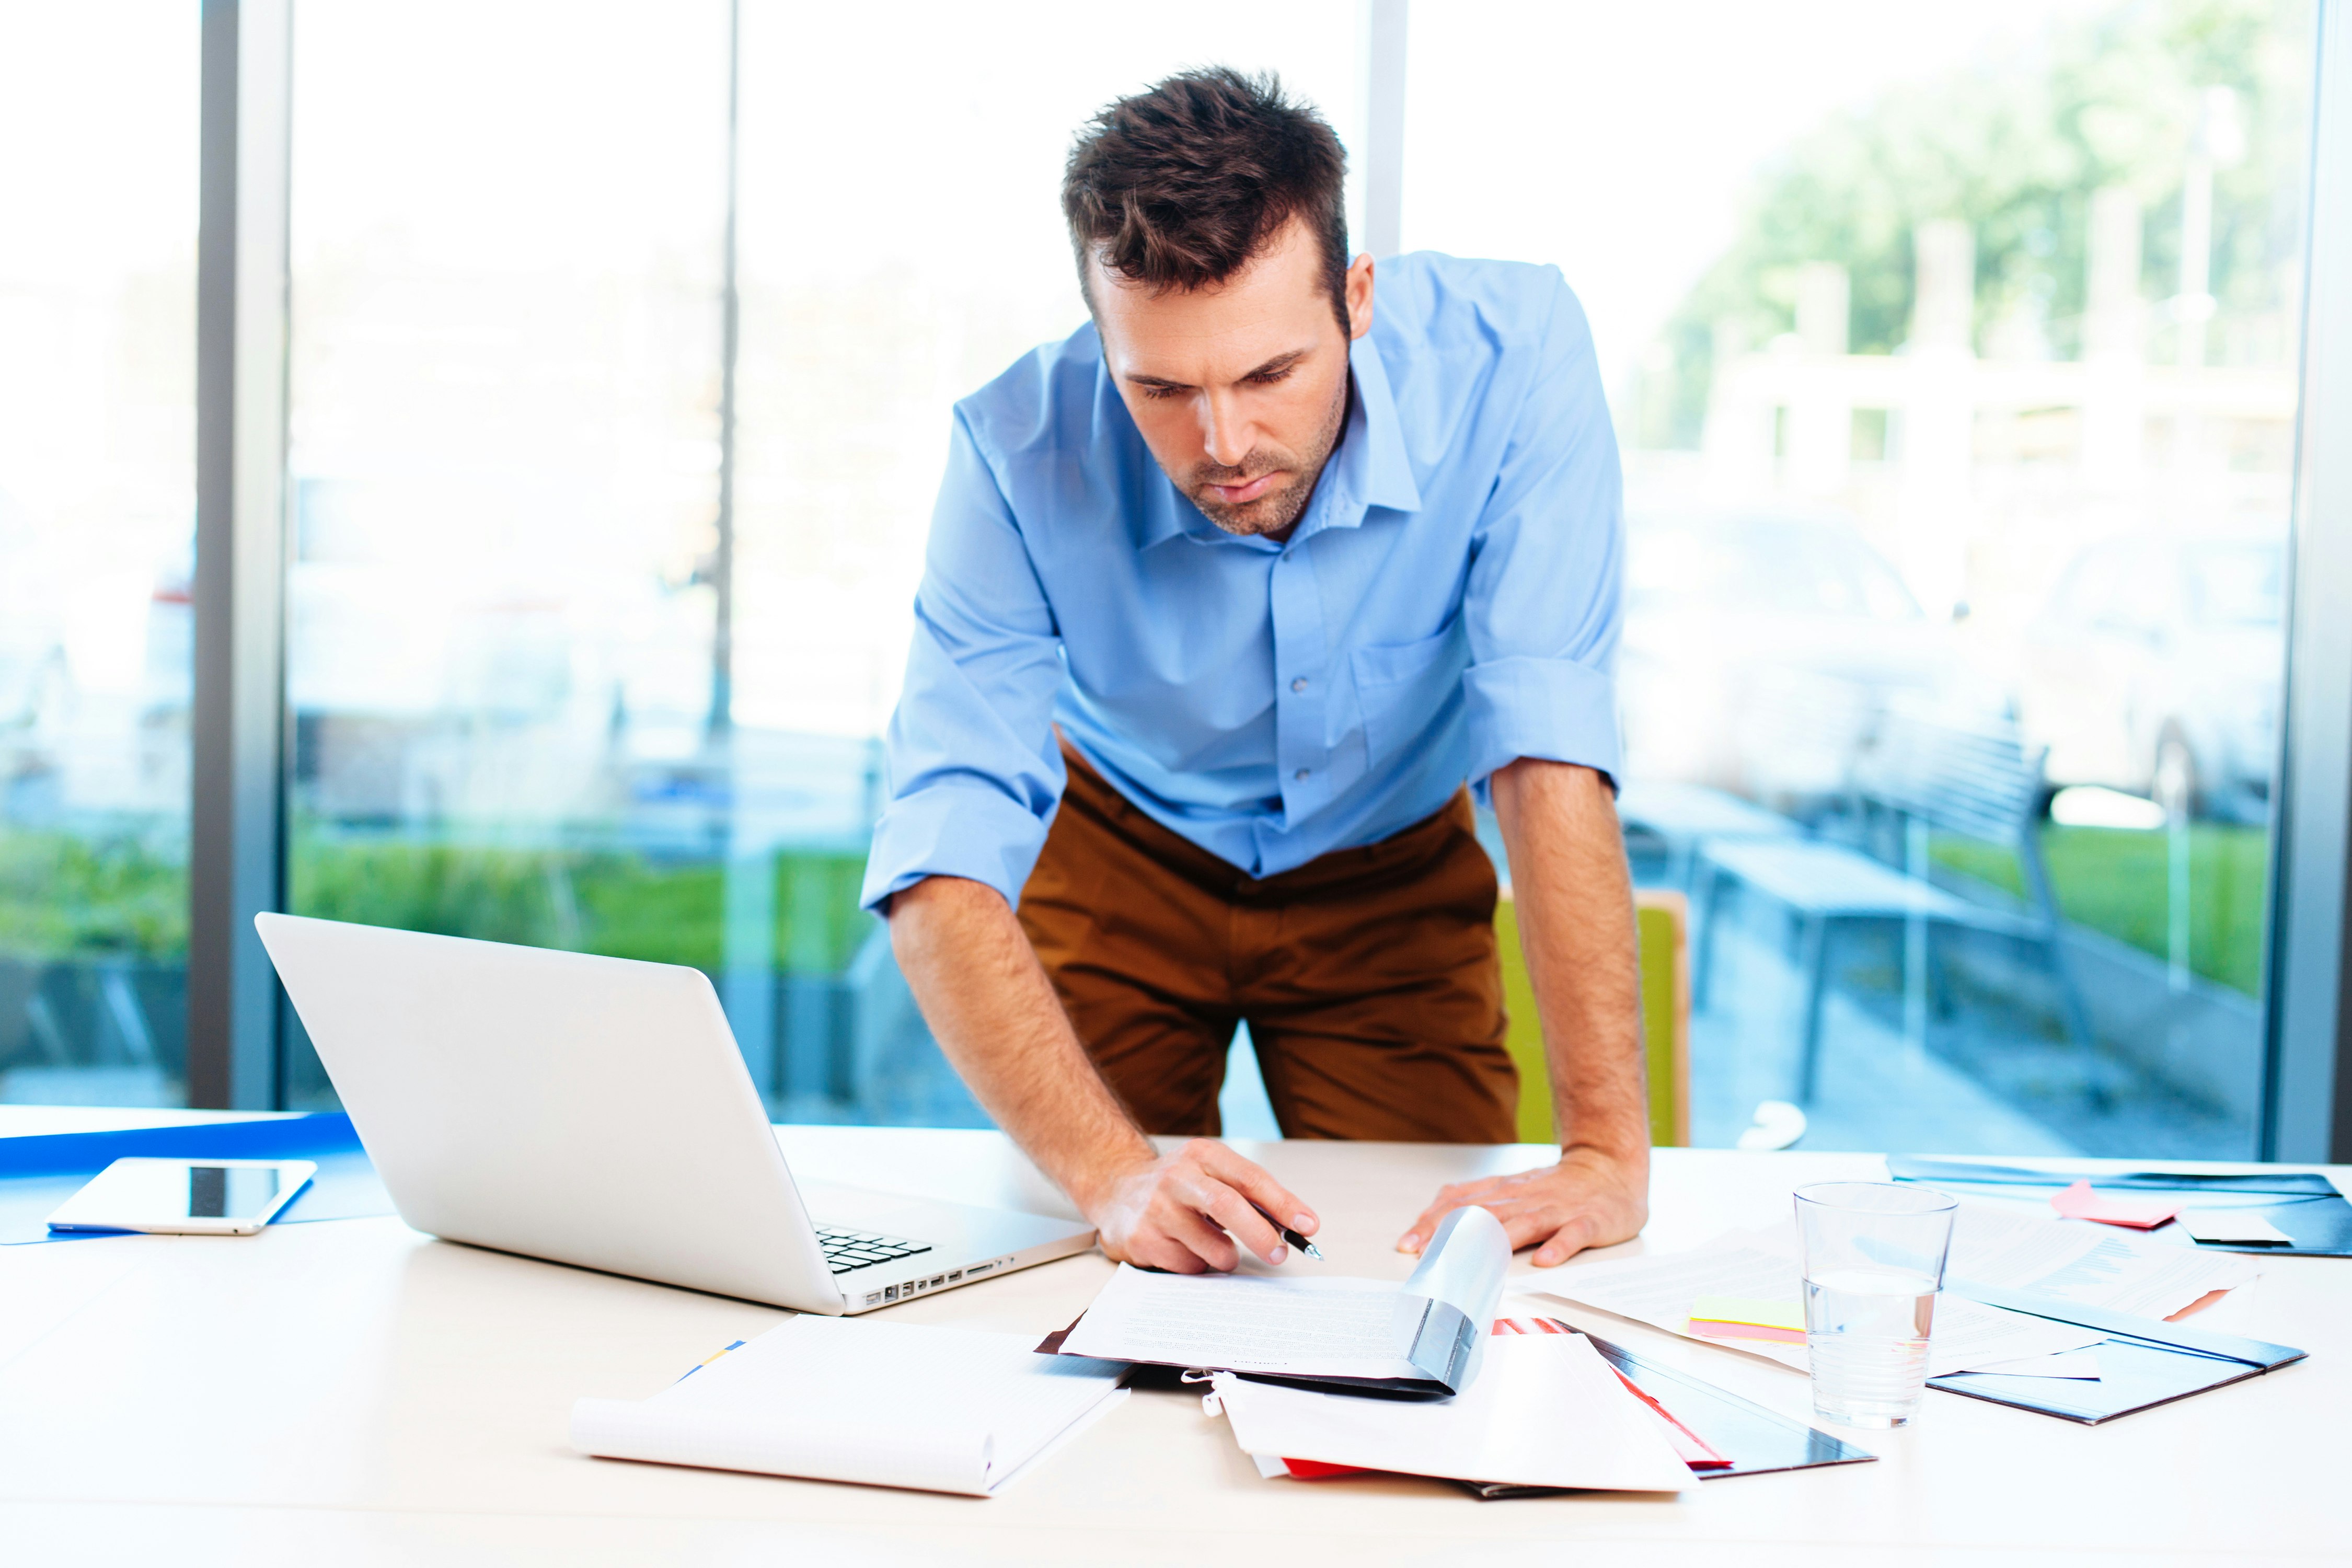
[571,1316,1127,1496]
[1537,1201,2258,1379]
[1536,1228,2099,1376]
[1945,1201,2259,1315]
[1210,1331,1696,1493]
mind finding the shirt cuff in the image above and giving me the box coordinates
[859,780,1055,913]
[1462,654,1622,795]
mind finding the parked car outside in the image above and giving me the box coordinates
[2015,534,2284,822]
[1617,510,1997,803]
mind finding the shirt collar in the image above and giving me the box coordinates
[1133,330,1423,551]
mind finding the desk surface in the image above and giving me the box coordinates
[1,1112,2344,1567]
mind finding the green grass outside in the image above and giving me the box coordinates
[1932,824,2269,997]
[7,817,2274,1000]
[0,824,874,977]
[0,827,188,961]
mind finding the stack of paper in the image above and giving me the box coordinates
[1536,1199,2259,1380]
[1209,1330,1696,1493]
[571,1316,1127,1496]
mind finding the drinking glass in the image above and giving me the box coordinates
[1794,1181,1957,1427]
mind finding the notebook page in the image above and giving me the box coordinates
[1399,1205,1512,1325]
[571,1317,1125,1496]
[1059,1266,1425,1378]
[1059,1206,1512,1380]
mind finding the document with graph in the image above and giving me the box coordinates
[1535,1202,2255,1378]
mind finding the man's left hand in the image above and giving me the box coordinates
[1394,1145,1648,1267]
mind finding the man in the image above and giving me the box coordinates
[862,68,1647,1275]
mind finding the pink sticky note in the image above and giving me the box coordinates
[1686,1318,1809,1346]
[2051,1179,2180,1229]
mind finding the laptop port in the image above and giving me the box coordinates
[863,1292,882,1306]
[930,1275,945,1288]
[966,1261,993,1275]
[883,1285,897,1301]
[947,1271,962,1282]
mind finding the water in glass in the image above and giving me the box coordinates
[1804,1266,1938,1427]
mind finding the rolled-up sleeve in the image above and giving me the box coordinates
[1461,272,1625,792]
[859,409,1067,912]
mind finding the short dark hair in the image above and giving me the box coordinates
[1062,67,1351,335]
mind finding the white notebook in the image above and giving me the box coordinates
[1055,1205,1512,1394]
[571,1316,1128,1496]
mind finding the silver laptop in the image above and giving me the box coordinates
[255,913,1096,1313]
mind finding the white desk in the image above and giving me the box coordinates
[2,1113,2344,1566]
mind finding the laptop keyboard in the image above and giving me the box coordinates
[815,1226,933,1275]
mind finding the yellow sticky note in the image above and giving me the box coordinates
[1689,1295,1805,1332]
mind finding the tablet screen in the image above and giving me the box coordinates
[49,1158,302,1229]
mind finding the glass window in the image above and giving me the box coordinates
[281,1,733,1107]
[1412,0,2313,1156]
[0,5,198,1108]
[727,1,1358,1123]
[280,1,1358,1121]
[26,3,2319,1153]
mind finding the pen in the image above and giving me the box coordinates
[1253,1202,1323,1261]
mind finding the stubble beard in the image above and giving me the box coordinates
[1183,379,1350,539]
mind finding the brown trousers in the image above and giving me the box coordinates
[1017,744,1517,1142]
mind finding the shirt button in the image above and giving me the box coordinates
[1294,768,1310,781]
[1290,677,1308,693]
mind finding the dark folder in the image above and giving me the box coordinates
[1928,1284,2308,1424]
[1887,1155,2352,1258]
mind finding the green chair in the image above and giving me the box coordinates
[1495,888,1690,1147]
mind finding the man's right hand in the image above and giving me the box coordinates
[1080,1138,1320,1274]
[889,876,1317,1274]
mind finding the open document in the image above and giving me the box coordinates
[1055,1205,1511,1396]
[571,1317,1127,1496]
[1210,1331,1695,1492]
[1536,1201,2256,1379]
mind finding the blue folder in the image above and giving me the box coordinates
[1888,1155,2352,1258]
[1930,1284,2308,1424]
[0,1114,396,1245]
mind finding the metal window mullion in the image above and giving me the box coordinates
[708,0,741,742]
[2264,0,2352,1162]
[190,0,293,1111]
[1359,0,1408,260]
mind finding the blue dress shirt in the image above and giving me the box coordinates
[859,252,1623,912]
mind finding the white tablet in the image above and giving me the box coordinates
[46,1157,317,1236]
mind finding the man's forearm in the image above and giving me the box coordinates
[1491,759,1650,1165]
[884,875,1153,1207]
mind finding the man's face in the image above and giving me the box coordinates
[1090,218,1375,540]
